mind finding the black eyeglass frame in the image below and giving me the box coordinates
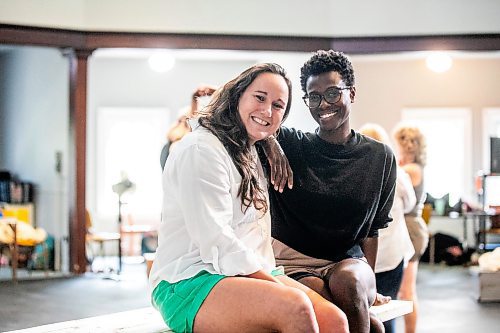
[302,86,352,108]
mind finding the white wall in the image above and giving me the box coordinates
[86,50,322,231]
[87,52,257,229]
[0,46,69,269]
[350,54,500,178]
[0,53,8,164]
[87,50,500,227]
[2,46,500,260]
[0,0,499,37]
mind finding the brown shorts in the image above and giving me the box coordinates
[405,215,429,262]
[271,238,367,281]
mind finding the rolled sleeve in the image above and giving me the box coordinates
[369,148,397,236]
[173,142,262,276]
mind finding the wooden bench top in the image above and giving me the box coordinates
[6,307,170,333]
[7,300,412,332]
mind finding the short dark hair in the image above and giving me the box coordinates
[300,50,355,93]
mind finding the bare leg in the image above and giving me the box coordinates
[399,260,419,333]
[297,263,383,333]
[369,313,385,333]
[326,259,381,333]
[193,276,319,333]
[296,275,334,302]
[277,274,349,333]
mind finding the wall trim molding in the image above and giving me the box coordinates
[1,24,499,53]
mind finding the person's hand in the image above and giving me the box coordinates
[190,85,217,117]
[373,293,391,306]
[193,85,217,99]
[261,136,293,192]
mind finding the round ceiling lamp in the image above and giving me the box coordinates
[426,52,453,73]
[148,52,175,73]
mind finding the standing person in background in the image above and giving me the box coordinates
[262,50,396,333]
[160,85,216,170]
[150,63,348,333]
[359,123,416,333]
[393,125,429,333]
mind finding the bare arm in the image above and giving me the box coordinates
[362,237,392,305]
[260,136,293,192]
[361,236,378,270]
[244,270,283,285]
[402,162,422,187]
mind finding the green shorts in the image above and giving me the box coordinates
[152,268,284,333]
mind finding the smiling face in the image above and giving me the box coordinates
[305,71,355,143]
[238,72,289,145]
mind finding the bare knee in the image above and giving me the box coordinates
[315,302,349,333]
[331,269,374,306]
[278,288,319,332]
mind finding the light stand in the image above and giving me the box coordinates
[117,194,123,274]
[112,175,135,276]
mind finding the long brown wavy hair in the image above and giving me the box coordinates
[198,63,292,213]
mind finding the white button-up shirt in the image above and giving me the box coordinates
[149,125,276,290]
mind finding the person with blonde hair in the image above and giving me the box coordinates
[150,63,348,333]
[393,124,429,333]
[359,123,416,333]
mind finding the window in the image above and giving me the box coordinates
[482,108,500,207]
[482,108,500,171]
[96,107,171,224]
[402,108,472,206]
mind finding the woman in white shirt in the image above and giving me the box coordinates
[149,63,348,333]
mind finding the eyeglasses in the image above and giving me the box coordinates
[302,86,351,108]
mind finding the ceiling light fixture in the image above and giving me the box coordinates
[148,52,175,73]
[426,52,452,73]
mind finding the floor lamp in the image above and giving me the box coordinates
[112,176,135,274]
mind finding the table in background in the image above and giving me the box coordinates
[462,211,500,252]
[120,224,156,257]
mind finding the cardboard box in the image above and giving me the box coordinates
[478,270,500,302]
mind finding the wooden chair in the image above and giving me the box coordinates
[0,218,49,282]
[85,210,121,272]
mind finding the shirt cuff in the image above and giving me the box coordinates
[211,245,263,276]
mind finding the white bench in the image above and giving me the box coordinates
[6,307,169,333]
[6,301,412,333]
[370,299,413,322]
